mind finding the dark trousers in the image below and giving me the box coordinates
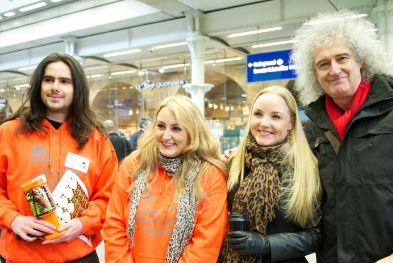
[0,250,99,263]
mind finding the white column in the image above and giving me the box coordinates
[372,0,393,60]
[63,36,83,63]
[183,10,213,115]
[183,83,213,115]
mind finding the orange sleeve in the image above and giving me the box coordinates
[0,124,21,229]
[79,138,118,236]
[103,158,134,263]
[178,166,228,263]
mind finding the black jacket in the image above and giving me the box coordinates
[108,132,131,162]
[303,75,393,263]
[227,166,323,262]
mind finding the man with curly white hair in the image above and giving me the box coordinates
[291,9,393,263]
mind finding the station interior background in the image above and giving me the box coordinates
[0,1,389,261]
[1,0,386,155]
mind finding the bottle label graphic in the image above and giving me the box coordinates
[23,184,55,217]
[20,174,66,240]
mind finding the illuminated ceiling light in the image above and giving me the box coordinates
[228,27,282,38]
[51,0,63,2]
[90,74,102,78]
[138,71,145,76]
[161,63,190,70]
[158,68,165,73]
[18,65,37,71]
[4,12,15,17]
[205,57,242,64]
[104,49,141,58]
[304,14,367,25]
[136,109,139,114]
[20,2,47,12]
[153,42,187,49]
[84,66,108,71]
[215,57,242,63]
[251,39,298,48]
[241,94,247,97]
[110,70,136,75]
[0,16,3,19]
[129,110,133,115]
[15,84,30,89]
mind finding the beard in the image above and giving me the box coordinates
[42,95,71,115]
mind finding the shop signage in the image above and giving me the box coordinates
[246,50,297,83]
[136,80,186,90]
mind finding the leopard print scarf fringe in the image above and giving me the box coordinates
[220,133,287,263]
[127,151,200,263]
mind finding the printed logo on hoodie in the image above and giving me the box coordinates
[32,146,49,163]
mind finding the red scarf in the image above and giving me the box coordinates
[325,80,371,141]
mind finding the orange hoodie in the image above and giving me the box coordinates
[104,157,228,263]
[0,118,117,263]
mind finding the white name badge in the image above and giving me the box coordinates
[64,152,90,173]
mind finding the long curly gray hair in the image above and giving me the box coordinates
[290,9,393,105]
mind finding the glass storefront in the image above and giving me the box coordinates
[0,57,294,154]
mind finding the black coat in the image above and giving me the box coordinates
[108,132,131,162]
[227,166,323,262]
[303,75,393,263]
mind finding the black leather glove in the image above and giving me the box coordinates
[225,231,270,255]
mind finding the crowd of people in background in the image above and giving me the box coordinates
[0,9,393,263]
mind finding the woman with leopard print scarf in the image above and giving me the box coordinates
[104,95,228,263]
[220,86,323,263]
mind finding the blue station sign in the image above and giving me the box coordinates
[246,49,297,83]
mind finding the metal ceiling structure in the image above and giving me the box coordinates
[0,0,379,89]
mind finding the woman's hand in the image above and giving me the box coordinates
[225,231,270,255]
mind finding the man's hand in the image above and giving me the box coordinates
[42,218,83,244]
[225,231,270,255]
[10,215,56,242]
[376,254,393,263]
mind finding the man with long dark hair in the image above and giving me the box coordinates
[0,53,117,262]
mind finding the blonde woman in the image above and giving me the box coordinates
[104,95,228,263]
[220,86,322,263]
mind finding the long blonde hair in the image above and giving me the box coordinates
[129,95,227,203]
[227,86,321,227]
